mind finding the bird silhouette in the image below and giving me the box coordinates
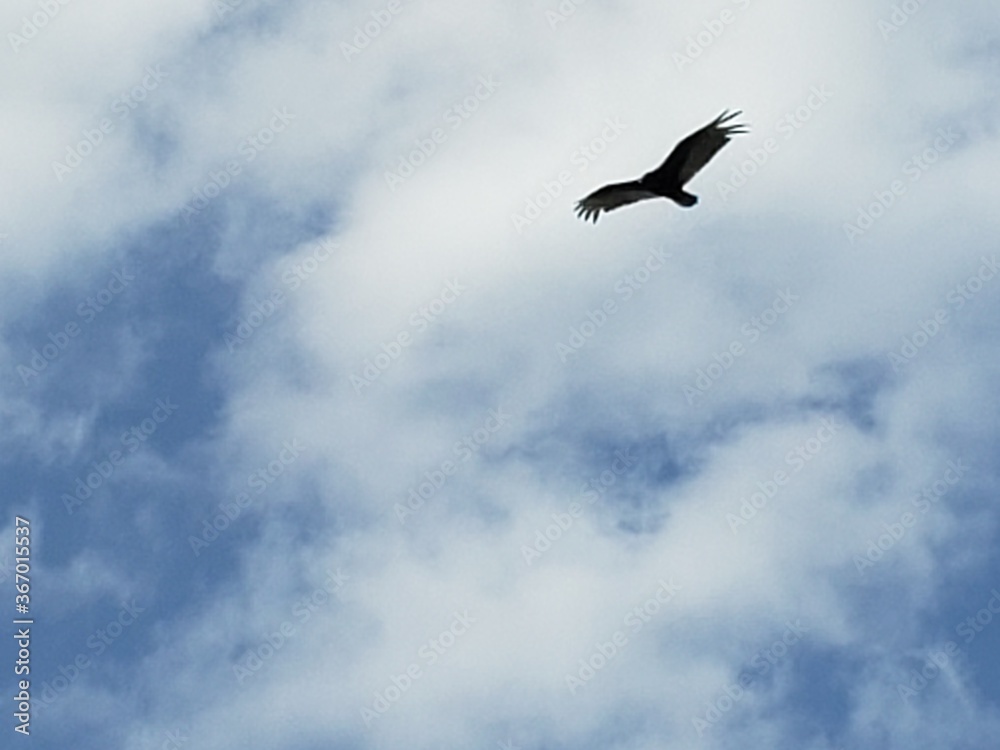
[575,110,748,222]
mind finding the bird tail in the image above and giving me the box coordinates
[672,191,698,208]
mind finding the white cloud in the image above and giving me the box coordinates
[6,1,1000,749]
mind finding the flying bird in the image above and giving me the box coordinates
[574,110,747,222]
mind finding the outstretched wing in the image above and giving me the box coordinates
[574,181,658,223]
[642,110,748,191]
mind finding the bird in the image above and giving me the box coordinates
[574,110,748,222]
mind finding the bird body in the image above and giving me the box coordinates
[575,110,747,222]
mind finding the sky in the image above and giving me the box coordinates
[2,0,1000,748]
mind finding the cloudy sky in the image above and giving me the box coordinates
[3,0,1000,748]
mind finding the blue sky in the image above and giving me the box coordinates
[3,0,1000,748]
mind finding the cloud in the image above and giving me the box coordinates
[4,1,1000,749]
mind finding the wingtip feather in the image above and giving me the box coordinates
[714,108,748,135]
